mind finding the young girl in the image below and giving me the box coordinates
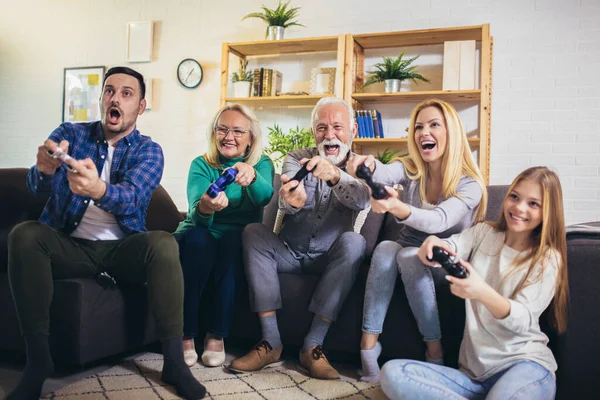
[380,166,568,399]
[347,99,487,381]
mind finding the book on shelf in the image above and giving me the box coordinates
[250,68,283,97]
[443,40,476,90]
[355,109,385,139]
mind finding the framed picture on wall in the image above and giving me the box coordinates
[62,66,105,123]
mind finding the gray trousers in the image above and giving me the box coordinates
[242,223,366,321]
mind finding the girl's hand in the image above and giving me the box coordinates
[446,261,490,301]
[233,162,256,187]
[198,191,229,214]
[418,236,455,267]
[370,186,400,214]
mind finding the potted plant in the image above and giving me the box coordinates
[375,148,406,164]
[242,0,305,40]
[264,123,314,170]
[361,50,430,93]
[231,59,253,97]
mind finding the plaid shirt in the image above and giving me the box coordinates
[27,121,164,235]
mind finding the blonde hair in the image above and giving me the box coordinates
[492,166,569,333]
[394,99,487,222]
[204,103,263,168]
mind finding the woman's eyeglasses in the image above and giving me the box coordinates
[215,126,250,138]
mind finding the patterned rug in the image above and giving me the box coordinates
[44,352,386,399]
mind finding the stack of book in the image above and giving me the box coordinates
[355,110,385,139]
[251,68,283,97]
[442,40,476,90]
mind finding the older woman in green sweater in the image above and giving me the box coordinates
[174,104,274,368]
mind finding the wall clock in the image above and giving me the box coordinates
[177,58,203,89]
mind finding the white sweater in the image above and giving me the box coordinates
[443,223,559,380]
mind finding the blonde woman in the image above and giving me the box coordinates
[347,99,488,382]
[174,104,274,368]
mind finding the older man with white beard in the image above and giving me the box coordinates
[230,97,370,380]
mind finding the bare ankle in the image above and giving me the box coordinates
[183,338,195,352]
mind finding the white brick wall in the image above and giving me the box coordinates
[0,0,598,224]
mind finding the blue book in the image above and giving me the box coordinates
[377,110,384,138]
[371,110,381,139]
[356,110,365,138]
[366,110,374,138]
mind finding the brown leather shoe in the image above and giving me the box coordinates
[228,340,284,373]
[299,345,340,380]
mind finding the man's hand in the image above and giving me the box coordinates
[280,173,307,209]
[346,154,376,178]
[233,162,256,187]
[37,140,68,175]
[198,191,229,215]
[302,156,341,185]
[64,158,107,200]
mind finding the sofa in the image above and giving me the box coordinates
[1,167,598,399]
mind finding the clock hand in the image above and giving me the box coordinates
[185,69,194,82]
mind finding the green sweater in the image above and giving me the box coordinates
[175,154,275,239]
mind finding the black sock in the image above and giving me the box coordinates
[161,337,206,399]
[6,334,54,400]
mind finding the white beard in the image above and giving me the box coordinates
[318,139,351,166]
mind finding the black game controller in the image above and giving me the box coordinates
[355,163,388,200]
[289,164,310,192]
[96,271,117,290]
[427,246,468,279]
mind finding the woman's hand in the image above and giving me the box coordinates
[197,191,229,215]
[445,261,490,301]
[233,162,256,187]
[418,236,455,267]
[346,154,376,178]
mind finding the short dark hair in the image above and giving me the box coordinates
[103,66,146,100]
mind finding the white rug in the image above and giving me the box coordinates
[44,352,386,399]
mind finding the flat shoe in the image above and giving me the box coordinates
[201,348,226,367]
[184,348,198,367]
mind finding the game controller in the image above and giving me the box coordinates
[289,164,310,192]
[46,147,77,173]
[96,271,117,290]
[427,246,468,279]
[355,163,388,200]
[206,168,238,198]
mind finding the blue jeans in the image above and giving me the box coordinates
[174,225,242,339]
[380,360,556,400]
[363,241,446,341]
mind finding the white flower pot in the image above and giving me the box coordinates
[268,26,285,40]
[233,81,252,98]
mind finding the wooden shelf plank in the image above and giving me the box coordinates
[227,36,340,56]
[353,138,480,146]
[352,90,480,104]
[352,25,484,49]
[225,95,334,108]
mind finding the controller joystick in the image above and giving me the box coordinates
[46,148,77,173]
[427,246,468,279]
[289,164,310,192]
[206,168,238,198]
[355,163,388,200]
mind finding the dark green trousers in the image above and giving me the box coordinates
[7,221,183,340]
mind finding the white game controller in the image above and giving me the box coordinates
[46,147,77,173]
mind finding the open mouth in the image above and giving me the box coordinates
[108,108,121,124]
[220,141,237,149]
[324,144,339,155]
[421,140,436,151]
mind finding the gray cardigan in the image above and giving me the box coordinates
[372,160,483,246]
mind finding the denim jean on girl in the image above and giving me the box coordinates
[380,359,556,400]
[362,241,447,340]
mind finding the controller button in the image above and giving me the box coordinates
[84,200,88,204]
[74,222,78,226]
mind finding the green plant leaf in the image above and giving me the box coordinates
[361,50,430,89]
[264,123,315,169]
[241,0,305,30]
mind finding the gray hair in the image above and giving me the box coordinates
[310,97,355,132]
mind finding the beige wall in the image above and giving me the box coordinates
[1,0,599,224]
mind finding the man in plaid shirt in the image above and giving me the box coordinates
[6,67,206,400]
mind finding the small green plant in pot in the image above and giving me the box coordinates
[264,124,314,171]
[242,0,305,40]
[375,148,407,164]
[232,59,253,97]
[362,50,430,93]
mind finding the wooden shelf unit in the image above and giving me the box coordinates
[344,24,493,183]
[219,24,493,183]
[220,35,346,108]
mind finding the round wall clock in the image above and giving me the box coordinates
[177,58,203,89]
